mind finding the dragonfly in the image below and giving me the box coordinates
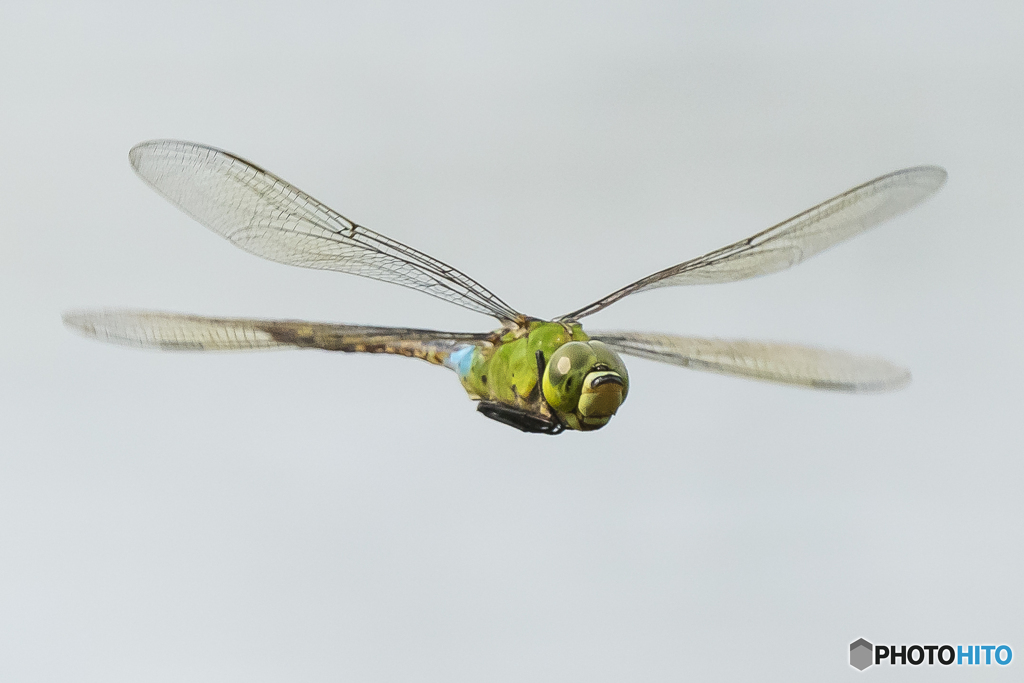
[63,141,946,434]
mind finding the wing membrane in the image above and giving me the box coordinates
[561,166,946,320]
[593,331,910,392]
[63,310,491,365]
[129,140,522,322]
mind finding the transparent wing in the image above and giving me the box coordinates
[561,166,946,320]
[63,309,492,365]
[593,331,910,392]
[129,140,522,322]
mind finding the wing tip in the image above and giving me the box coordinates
[129,139,174,169]
[837,361,912,394]
[128,139,220,174]
[899,164,948,193]
[129,139,171,177]
[63,309,131,346]
[62,309,98,338]
[882,365,913,392]
[62,309,146,347]
[128,139,172,165]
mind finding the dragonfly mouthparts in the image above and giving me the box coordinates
[589,374,625,388]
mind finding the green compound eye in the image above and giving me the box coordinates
[589,340,629,401]
[542,342,597,412]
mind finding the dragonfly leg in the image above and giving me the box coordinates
[476,401,565,435]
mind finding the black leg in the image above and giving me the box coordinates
[476,401,565,435]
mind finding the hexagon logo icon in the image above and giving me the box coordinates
[850,638,873,670]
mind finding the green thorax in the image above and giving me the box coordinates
[455,321,629,432]
[459,320,589,404]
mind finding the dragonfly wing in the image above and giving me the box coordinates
[63,309,492,365]
[129,140,522,322]
[561,166,946,320]
[593,331,910,392]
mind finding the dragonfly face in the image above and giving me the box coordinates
[63,140,945,435]
[543,341,629,431]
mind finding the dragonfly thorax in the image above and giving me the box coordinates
[450,321,628,432]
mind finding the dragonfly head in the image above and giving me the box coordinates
[542,341,629,431]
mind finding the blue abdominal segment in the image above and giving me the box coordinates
[444,345,476,379]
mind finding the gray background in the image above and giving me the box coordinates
[1,1,1021,681]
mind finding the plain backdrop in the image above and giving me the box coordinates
[1,1,1022,681]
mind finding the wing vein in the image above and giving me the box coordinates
[593,331,911,392]
[130,140,522,322]
[560,166,946,320]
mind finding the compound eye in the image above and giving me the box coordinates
[589,340,629,400]
[543,342,597,412]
